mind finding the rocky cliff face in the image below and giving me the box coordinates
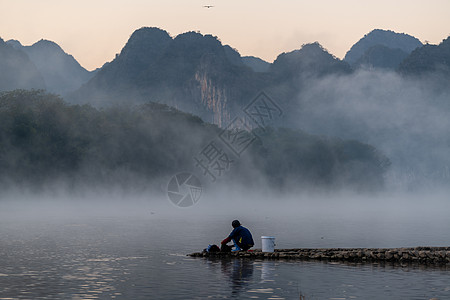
[194,68,231,127]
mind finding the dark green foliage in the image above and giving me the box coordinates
[0,90,389,192]
[0,90,80,182]
[0,90,219,189]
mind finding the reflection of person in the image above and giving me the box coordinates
[221,220,254,251]
[221,258,254,297]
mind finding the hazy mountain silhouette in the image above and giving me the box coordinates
[6,39,93,95]
[345,29,422,66]
[2,27,449,192]
[398,36,450,78]
[72,27,266,126]
[271,42,352,81]
[72,31,367,128]
[0,38,45,91]
[267,42,352,116]
[6,25,436,147]
[224,45,245,66]
[242,56,270,72]
[354,45,409,70]
[5,39,22,49]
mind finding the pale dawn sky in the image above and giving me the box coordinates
[1,0,449,70]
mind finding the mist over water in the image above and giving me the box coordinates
[2,184,450,247]
[2,188,450,299]
[290,69,450,191]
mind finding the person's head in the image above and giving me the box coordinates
[232,220,241,228]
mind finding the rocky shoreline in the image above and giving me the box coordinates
[188,247,450,264]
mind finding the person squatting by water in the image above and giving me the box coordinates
[221,220,254,251]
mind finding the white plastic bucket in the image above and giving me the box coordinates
[261,236,276,252]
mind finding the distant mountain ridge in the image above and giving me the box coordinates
[345,29,423,66]
[72,29,355,127]
[71,27,266,126]
[398,36,450,77]
[6,39,93,95]
[271,42,352,81]
[242,56,270,72]
[0,38,45,91]
[2,27,449,131]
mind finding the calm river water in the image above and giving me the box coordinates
[1,195,450,299]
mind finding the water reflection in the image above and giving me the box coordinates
[222,259,255,297]
[311,258,450,272]
[259,260,276,282]
[200,256,450,300]
[3,216,450,299]
[203,258,255,298]
[203,258,254,298]
[203,258,291,299]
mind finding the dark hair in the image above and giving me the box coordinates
[232,220,241,228]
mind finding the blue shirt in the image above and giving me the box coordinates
[228,226,254,247]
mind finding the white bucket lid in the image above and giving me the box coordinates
[261,236,275,239]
